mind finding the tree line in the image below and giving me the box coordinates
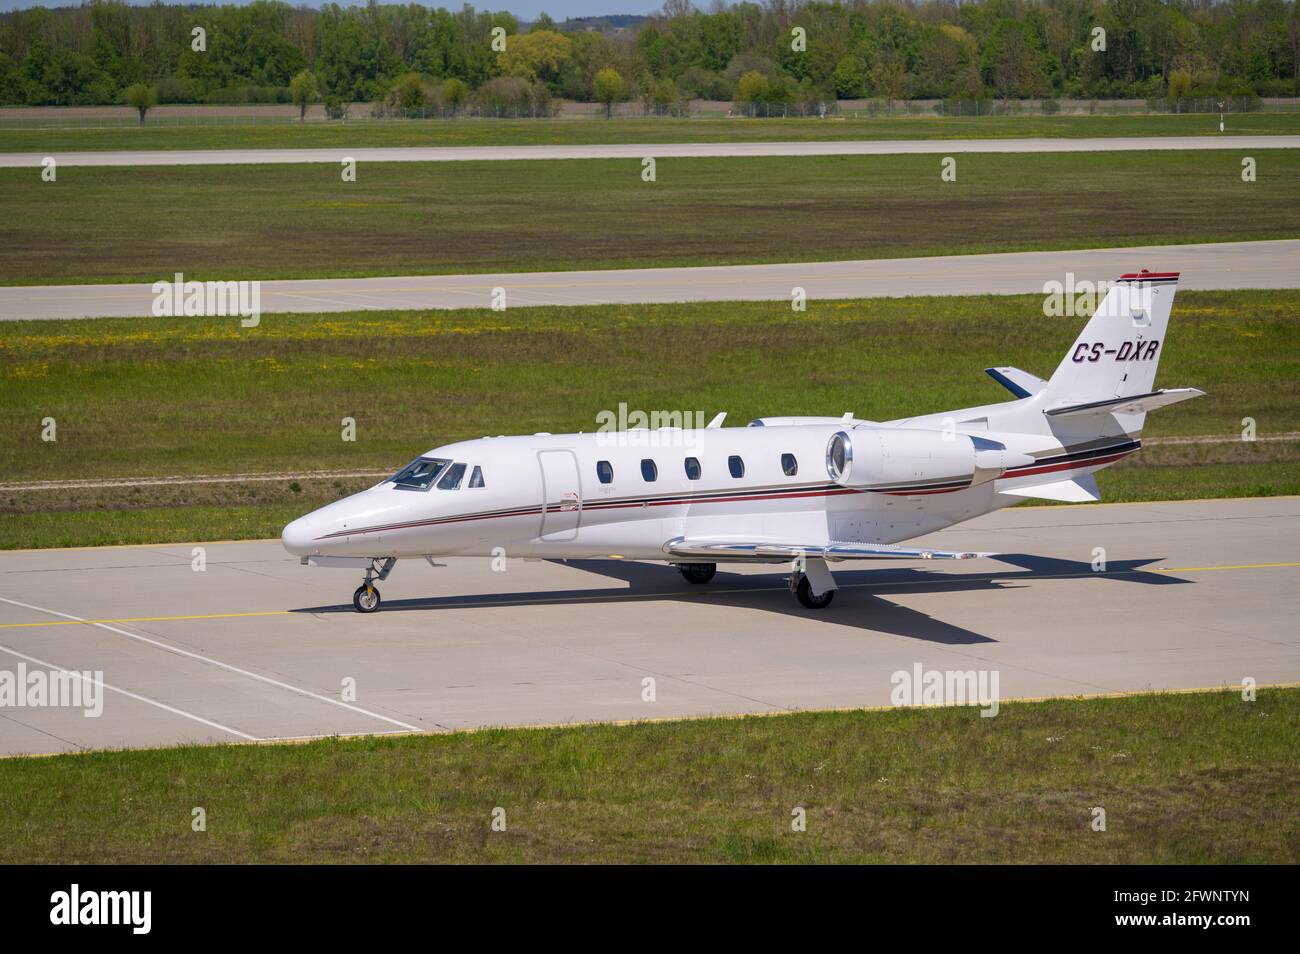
[1,0,1297,115]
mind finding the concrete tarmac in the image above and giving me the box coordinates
[1,496,1296,757]
[3,135,1298,168]
[2,239,1297,320]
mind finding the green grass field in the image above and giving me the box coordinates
[1,687,1294,863]
[1,290,1296,549]
[2,111,1297,152]
[3,150,1298,285]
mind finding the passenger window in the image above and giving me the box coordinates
[437,462,466,489]
[468,465,485,488]
[596,460,613,484]
[641,459,658,482]
[684,457,701,480]
[728,455,745,478]
[781,453,798,477]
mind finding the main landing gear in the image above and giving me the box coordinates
[793,575,835,609]
[790,557,837,610]
[678,562,717,584]
[676,558,838,609]
[352,557,396,613]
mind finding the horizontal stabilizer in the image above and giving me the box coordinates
[985,366,1048,399]
[664,537,994,562]
[1044,388,1205,418]
[1000,474,1100,503]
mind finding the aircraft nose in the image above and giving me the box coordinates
[281,515,317,556]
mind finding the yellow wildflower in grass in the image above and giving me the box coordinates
[9,362,50,379]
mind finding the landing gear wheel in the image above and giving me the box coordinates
[679,562,717,584]
[353,584,381,613]
[795,575,834,610]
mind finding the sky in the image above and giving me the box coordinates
[0,0,664,18]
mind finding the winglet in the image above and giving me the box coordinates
[706,412,726,429]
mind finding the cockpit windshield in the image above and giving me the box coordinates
[387,457,450,491]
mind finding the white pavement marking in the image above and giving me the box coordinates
[4,239,1298,320]
[0,642,258,741]
[0,595,425,733]
[3,135,1298,167]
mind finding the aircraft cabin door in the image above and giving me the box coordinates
[537,450,582,541]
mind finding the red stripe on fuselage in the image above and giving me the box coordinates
[1004,450,1133,479]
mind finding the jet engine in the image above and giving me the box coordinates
[825,428,1033,490]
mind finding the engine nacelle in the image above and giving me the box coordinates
[825,428,1030,490]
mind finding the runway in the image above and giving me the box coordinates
[1,496,1296,757]
[3,239,1297,320]
[2,135,1297,167]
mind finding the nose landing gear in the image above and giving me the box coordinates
[353,584,381,613]
[352,557,396,613]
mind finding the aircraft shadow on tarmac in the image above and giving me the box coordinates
[291,555,1188,646]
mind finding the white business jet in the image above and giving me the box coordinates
[282,271,1201,612]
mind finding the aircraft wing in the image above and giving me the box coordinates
[663,537,995,562]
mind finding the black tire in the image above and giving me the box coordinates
[353,584,381,613]
[796,576,835,609]
[679,562,717,584]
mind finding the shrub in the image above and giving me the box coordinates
[436,77,469,116]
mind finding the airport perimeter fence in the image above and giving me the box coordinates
[2,95,1297,129]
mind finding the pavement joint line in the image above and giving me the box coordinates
[0,561,1293,629]
[0,641,258,742]
[0,595,427,732]
[5,681,1297,761]
[0,705,82,750]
